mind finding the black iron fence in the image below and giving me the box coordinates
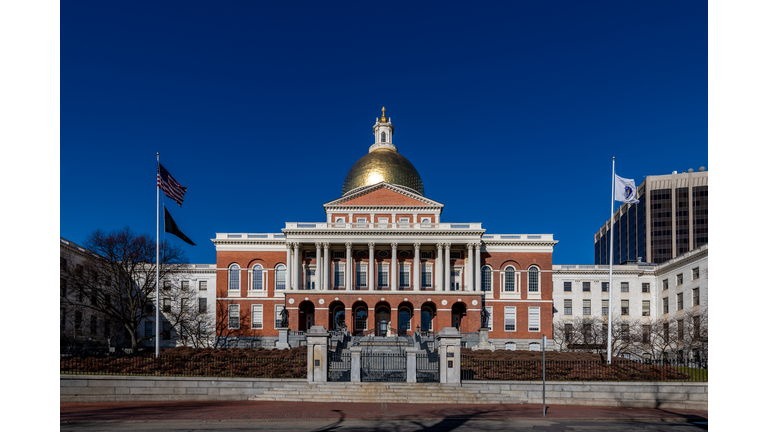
[416,352,440,383]
[60,352,308,379]
[361,351,407,382]
[461,357,707,382]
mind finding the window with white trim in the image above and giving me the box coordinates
[564,299,572,315]
[400,264,410,288]
[333,251,345,259]
[377,217,388,228]
[642,300,650,316]
[692,267,699,280]
[199,298,207,313]
[450,269,460,291]
[528,267,539,293]
[621,299,629,315]
[334,263,345,288]
[356,217,367,228]
[181,280,189,290]
[663,297,669,314]
[354,307,367,330]
[275,264,286,290]
[251,264,264,291]
[504,307,516,331]
[505,342,516,350]
[275,305,284,328]
[251,304,263,329]
[228,304,240,329]
[335,217,344,223]
[642,283,650,293]
[481,265,492,292]
[421,264,433,288]
[583,299,591,315]
[421,251,433,259]
[582,281,590,292]
[484,306,493,331]
[677,293,684,310]
[421,217,431,224]
[199,280,207,290]
[677,273,683,285]
[378,263,388,288]
[602,299,609,316]
[504,266,515,292]
[229,264,240,291]
[528,307,540,332]
[602,282,609,292]
[529,342,541,351]
[693,288,700,306]
[620,282,629,292]
[663,279,668,290]
[564,281,571,292]
[356,264,367,288]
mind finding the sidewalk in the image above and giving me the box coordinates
[60,400,708,423]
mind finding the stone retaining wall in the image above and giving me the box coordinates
[462,381,707,410]
[60,375,304,403]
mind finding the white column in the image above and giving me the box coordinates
[323,242,330,290]
[346,242,352,290]
[294,243,301,290]
[414,243,421,292]
[474,244,481,293]
[466,243,473,292]
[368,242,375,291]
[286,242,293,291]
[444,243,452,291]
[436,243,443,292]
[391,242,398,291]
[315,242,322,290]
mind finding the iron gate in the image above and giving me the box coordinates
[416,351,440,383]
[361,351,406,382]
[328,350,351,382]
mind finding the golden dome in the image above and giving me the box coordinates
[342,148,424,196]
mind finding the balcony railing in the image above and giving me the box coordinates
[284,222,484,230]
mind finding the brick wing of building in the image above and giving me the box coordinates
[213,111,558,349]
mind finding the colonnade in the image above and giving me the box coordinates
[284,242,483,292]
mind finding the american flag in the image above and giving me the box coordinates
[157,163,187,207]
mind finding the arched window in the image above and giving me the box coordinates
[529,342,541,351]
[275,264,286,290]
[528,266,539,293]
[380,131,386,142]
[421,306,434,331]
[354,307,367,331]
[332,305,345,330]
[505,342,516,351]
[398,307,412,332]
[251,264,263,291]
[481,265,492,292]
[504,266,515,292]
[229,264,240,291]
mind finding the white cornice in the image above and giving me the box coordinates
[324,182,444,208]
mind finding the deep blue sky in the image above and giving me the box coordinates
[60,1,707,265]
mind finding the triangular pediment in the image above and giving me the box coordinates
[324,182,443,208]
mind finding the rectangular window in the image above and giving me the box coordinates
[333,251,345,259]
[421,265,433,288]
[421,251,433,259]
[334,263,345,287]
[663,297,669,314]
[602,282,609,292]
[504,307,516,331]
[528,307,540,332]
[642,300,650,316]
[163,297,171,313]
[356,264,367,288]
[643,325,651,344]
[199,298,207,313]
[144,321,153,339]
[484,307,493,331]
[450,251,462,259]
[678,319,684,341]
[692,267,700,280]
[356,217,367,228]
[583,299,591,315]
[563,299,572,315]
[228,304,240,329]
[377,217,388,228]
[642,283,650,293]
[602,299,609,316]
[663,279,669,290]
[582,281,590,292]
[693,316,700,339]
[677,273,683,285]
[621,299,629,315]
[564,281,571,292]
[251,304,263,329]
[450,270,460,291]
[621,324,630,342]
[565,323,573,342]
[164,280,171,290]
[275,305,284,328]
[663,322,670,342]
[677,293,684,310]
[378,263,388,287]
[400,264,410,288]
[275,267,285,290]
[199,280,207,290]
[162,322,171,340]
[693,288,700,306]
[621,282,629,292]
[181,281,189,290]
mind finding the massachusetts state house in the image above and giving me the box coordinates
[213,109,558,349]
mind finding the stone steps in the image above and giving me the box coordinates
[249,383,521,404]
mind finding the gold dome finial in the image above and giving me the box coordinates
[379,106,387,123]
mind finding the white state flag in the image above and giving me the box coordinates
[614,174,639,203]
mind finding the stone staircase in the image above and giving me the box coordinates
[249,382,522,404]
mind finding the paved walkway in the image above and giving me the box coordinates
[61,401,708,423]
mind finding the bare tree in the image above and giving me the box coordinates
[61,227,188,353]
[159,278,216,348]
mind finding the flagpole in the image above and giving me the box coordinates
[607,157,615,365]
[156,153,160,358]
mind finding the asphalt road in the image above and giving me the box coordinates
[61,419,708,431]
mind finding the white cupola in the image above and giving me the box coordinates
[370,106,397,153]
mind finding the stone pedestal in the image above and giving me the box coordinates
[437,327,462,384]
[406,347,418,383]
[350,347,362,382]
[275,328,290,350]
[306,326,329,383]
[471,327,495,351]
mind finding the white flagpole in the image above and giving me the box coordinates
[607,156,615,365]
[156,153,160,358]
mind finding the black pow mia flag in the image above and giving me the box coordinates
[164,206,195,246]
